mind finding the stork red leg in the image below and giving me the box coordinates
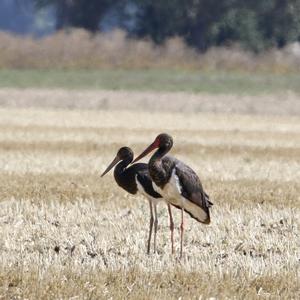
[167,204,175,255]
[147,200,154,255]
[153,204,158,253]
[180,207,185,259]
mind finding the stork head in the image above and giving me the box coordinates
[132,133,173,163]
[117,147,134,161]
[101,147,133,177]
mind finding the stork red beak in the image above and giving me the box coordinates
[101,155,121,177]
[132,139,159,163]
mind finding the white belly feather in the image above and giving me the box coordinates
[153,168,183,206]
[154,168,209,222]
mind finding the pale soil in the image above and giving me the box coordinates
[0,88,300,115]
[0,106,299,299]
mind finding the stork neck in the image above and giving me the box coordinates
[149,147,169,165]
[114,157,132,178]
[148,147,171,187]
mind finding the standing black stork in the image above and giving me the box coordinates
[132,133,213,258]
[101,146,163,254]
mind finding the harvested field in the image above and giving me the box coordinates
[0,95,299,299]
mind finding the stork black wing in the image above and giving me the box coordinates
[123,163,161,199]
[174,160,212,223]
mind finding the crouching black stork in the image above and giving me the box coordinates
[133,133,213,258]
[101,147,163,254]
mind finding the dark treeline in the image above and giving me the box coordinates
[32,0,300,52]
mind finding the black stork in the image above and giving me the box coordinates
[101,146,164,254]
[132,133,213,258]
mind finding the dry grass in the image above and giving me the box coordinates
[0,105,299,299]
[0,29,300,72]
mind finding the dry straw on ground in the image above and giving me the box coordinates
[0,100,299,298]
[0,29,300,71]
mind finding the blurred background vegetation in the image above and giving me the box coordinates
[0,0,299,79]
[3,0,299,52]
